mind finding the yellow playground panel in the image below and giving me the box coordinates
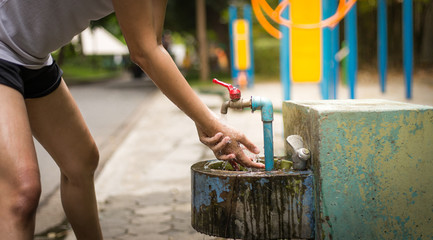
[251,0,356,83]
[290,0,321,83]
[233,19,251,71]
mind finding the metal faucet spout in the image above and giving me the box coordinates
[220,98,252,114]
[221,100,230,114]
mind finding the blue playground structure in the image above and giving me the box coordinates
[243,0,415,100]
[281,0,413,100]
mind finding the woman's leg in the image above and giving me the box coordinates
[0,85,41,240]
[25,80,103,240]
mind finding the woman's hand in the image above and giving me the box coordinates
[196,123,265,169]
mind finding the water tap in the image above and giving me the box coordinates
[213,78,274,171]
[213,78,252,114]
[286,135,311,170]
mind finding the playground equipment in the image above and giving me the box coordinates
[229,5,255,88]
[251,0,357,100]
[378,0,413,99]
[248,0,414,100]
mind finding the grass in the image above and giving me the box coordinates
[61,63,122,84]
[58,55,281,87]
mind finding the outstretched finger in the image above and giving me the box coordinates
[201,132,224,146]
[237,134,260,154]
[217,152,236,161]
[210,136,231,152]
[235,151,265,169]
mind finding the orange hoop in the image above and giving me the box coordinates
[251,0,357,39]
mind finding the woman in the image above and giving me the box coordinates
[0,0,264,239]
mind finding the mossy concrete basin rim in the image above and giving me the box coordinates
[191,159,315,240]
[202,157,294,173]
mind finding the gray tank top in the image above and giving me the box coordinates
[0,0,114,69]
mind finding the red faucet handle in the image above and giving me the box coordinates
[212,78,241,100]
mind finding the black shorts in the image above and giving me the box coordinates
[0,58,63,99]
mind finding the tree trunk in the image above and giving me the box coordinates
[196,0,209,82]
[420,2,433,64]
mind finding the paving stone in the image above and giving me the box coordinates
[102,195,139,208]
[127,222,171,236]
[100,217,130,229]
[135,192,175,206]
[171,202,191,213]
[130,214,171,225]
[99,208,134,220]
[134,205,172,216]
[114,233,170,240]
[101,226,127,239]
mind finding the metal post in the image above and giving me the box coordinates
[346,1,358,99]
[244,4,255,88]
[229,5,238,81]
[280,1,291,100]
[403,0,413,99]
[322,0,338,99]
[331,7,340,99]
[378,0,387,93]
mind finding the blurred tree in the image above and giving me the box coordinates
[196,0,209,81]
[59,1,433,72]
[88,1,233,80]
[165,0,232,80]
[90,13,125,43]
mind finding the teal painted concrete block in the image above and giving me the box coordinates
[282,99,433,240]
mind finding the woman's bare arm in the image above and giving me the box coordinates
[111,0,264,168]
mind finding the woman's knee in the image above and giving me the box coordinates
[61,143,100,183]
[9,175,41,220]
[80,142,100,174]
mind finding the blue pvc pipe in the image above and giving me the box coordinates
[251,96,274,171]
[262,122,274,171]
[346,2,358,99]
[279,0,291,100]
[378,0,387,93]
[403,0,413,99]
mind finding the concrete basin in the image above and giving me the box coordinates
[191,158,314,240]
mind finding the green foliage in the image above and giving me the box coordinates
[184,68,231,86]
[59,55,123,84]
[90,13,125,43]
[253,37,280,78]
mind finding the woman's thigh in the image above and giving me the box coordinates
[0,84,39,195]
[25,80,99,177]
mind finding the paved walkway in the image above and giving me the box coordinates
[64,77,432,240]
[91,86,286,240]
